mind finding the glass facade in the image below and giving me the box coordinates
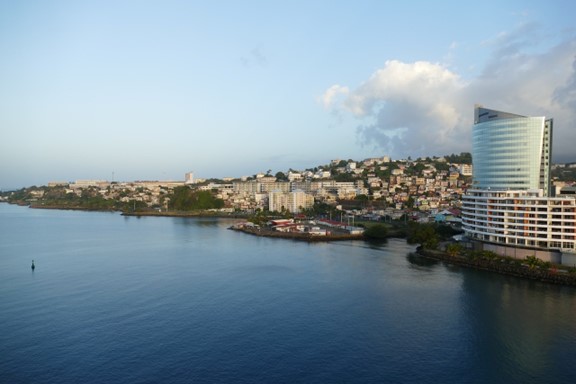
[472,106,552,195]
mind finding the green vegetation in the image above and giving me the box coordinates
[363,224,389,241]
[244,208,293,226]
[406,222,439,249]
[524,255,552,270]
[6,186,122,211]
[440,246,565,274]
[369,161,398,180]
[4,184,225,213]
[169,187,224,211]
[300,202,337,218]
[333,173,356,182]
[432,161,450,172]
[445,242,464,257]
[445,152,472,164]
[275,171,288,181]
[404,162,426,176]
[405,222,462,250]
[552,164,576,181]
[247,210,269,226]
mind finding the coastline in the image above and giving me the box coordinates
[417,247,576,286]
[228,225,365,242]
[26,203,247,218]
[28,204,116,212]
[121,210,248,219]
[8,203,576,286]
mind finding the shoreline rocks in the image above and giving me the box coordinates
[417,247,576,286]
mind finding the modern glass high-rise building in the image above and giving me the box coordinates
[472,105,553,195]
[462,106,576,265]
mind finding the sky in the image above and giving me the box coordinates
[1,0,575,189]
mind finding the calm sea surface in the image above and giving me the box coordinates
[1,203,575,384]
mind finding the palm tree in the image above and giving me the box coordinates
[446,243,463,257]
[525,255,540,269]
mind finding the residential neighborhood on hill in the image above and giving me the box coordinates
[2,153,575,227]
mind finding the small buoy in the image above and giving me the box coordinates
[31,260,35,270]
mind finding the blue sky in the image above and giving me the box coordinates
[1,0,575,189]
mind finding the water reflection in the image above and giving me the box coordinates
[460,270,576,383]
[406,252,440,268]
[4,205,576,384]
[178,217,219,227]
[363,239,388,249]
[173,216,242,228]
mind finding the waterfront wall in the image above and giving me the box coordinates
[562,252,576,267]
[469,240,569,265]
[482,242,562,264]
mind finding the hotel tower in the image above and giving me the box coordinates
[462,106,576,265]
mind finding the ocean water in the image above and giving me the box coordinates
[0,203,575,384]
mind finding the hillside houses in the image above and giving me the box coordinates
[190,157,472,215]
[27,156,473,217]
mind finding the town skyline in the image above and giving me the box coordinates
[2,154,474,216]
[3,151,473,190]
[3,149,576,191]
[2,1,575,189]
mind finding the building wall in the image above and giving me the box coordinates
[233,181,260,194]
[459,164,473,176]
[261,181,290,193]
[185,172,194,184]
[470,240,563,264]
[268,190,314,213]
[462,189,576,263]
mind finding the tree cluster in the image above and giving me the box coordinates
[406,222,462,250]
[363,224,389,241]
[444,152,472,164]
[169,187,224,211]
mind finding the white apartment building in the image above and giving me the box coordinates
[459,164,472,176]
[462,189,576,264]
[268,190,314,214]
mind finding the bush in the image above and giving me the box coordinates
[446,243,463,257]
[406,222,439,249]
[363,224,388,240]
[170,187,224,211]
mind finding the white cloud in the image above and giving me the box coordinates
[320,84,349,109]
[322,30,576,161]
[322,60,467,157]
